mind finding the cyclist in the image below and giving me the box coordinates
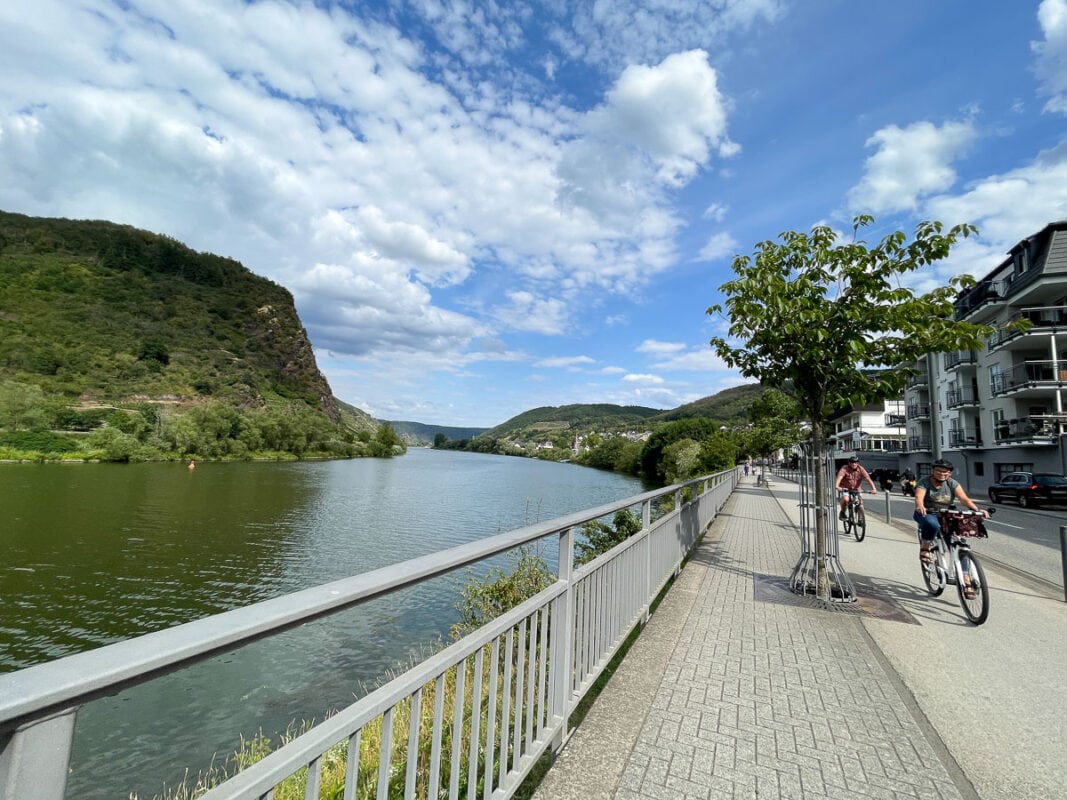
[835,455,876,520]
[914,459,989,597]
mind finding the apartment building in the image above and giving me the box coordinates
[901,220,1067,493]
[828,399,906,475]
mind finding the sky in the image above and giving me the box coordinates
[2,1,1067,428]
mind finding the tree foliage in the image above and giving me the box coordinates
[742,388,805,460]
[575,509,642,565]
[709,217,992,421]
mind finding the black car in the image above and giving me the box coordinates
[987,472,1067,508]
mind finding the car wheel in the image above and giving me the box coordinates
[1019,493,1034,509]
[989,489,1000,504]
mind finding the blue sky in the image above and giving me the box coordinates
[2,1,1067,427]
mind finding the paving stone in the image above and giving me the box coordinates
[531,481,970,800]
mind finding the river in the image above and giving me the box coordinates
[0,448,645,799]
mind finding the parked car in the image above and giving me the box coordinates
[987,472,1067,508]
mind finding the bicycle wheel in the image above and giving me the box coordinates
[921,542,945,596]
[957,551,989,625]
[853,505,866,542]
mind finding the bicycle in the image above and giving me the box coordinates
[840,489,866,542]
[917,507,994,625]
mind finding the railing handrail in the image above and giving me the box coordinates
[0,484,670,730]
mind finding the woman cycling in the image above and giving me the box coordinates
[914,459,989,595]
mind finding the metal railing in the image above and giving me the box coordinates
[0,469,738,800]
[990,360,1067,395]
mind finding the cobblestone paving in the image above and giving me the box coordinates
[603,484,965,800]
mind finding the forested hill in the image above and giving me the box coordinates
[0,210,345,415]
[648,383,765,423]
[483,403,663,439]
[0,211,388,460]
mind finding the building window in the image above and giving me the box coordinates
[974,462,984,476]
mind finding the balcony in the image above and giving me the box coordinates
[945,386,980,409]
[905,370,929,389]
[907,435,932,452]
[990,360,1067,397]
[906,403,930,420]
[992,415,1064,445]
[956,278,1009,320]
[943,350,977,370]
[948,428,982,448]
[987,305,1067,352]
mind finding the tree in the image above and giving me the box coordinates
[708,217,996,599]
[0,380,50,431]
[575,510,642,565]
[744,389,804,470]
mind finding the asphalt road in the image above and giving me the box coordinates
[870,489,1067,591]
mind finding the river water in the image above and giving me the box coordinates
[0,449,645,799]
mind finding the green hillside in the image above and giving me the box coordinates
[0,211,389,460]
[649,383,765,423]
[482,403,662,439]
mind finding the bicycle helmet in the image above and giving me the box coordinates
[931,458,955,471]
[848,455,859,462]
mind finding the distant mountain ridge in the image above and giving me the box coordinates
[385,420,488,445]
[472,387,763,441]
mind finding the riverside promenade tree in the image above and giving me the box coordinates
[708,216,993,600]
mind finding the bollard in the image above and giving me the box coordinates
[1061,526,1067,603]
[884,490,891,523]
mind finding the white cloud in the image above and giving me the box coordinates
[622,373,665,384]
[698,231,740,262]
[1033,0,1067,114]
[535,355,596,369]
[847,119,977,214]
[637,340,686,356]
[548,0,786,74]
[703,202,728,222]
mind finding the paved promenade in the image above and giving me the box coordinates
[532,475,1067,800]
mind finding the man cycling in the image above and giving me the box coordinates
[914,459,989,595]
[835,455,876,520]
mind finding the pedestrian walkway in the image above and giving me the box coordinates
[532,475,1067,800]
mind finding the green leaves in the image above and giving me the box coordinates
[708,216,991,423]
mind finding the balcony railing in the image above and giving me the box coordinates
[907,436,932,452]
[946,386,980,408]
[988,305,1067,351]
[992,415,1064,444]
[990,360,1067,395]
[955,278,1009,318]
[905,371,929,389]
[0,472,738,800]
[948,428,982,448]
[906,403,930,419]
[943,350,977,370]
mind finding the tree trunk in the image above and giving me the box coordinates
[811,421,829,599]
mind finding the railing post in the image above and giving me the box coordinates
[1060,526,1067,603]
[642,500,652,625]
[674,489,683,577]
[550,527,575,751]
[0,709,77,800]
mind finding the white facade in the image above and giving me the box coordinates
[828,399,906,472]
